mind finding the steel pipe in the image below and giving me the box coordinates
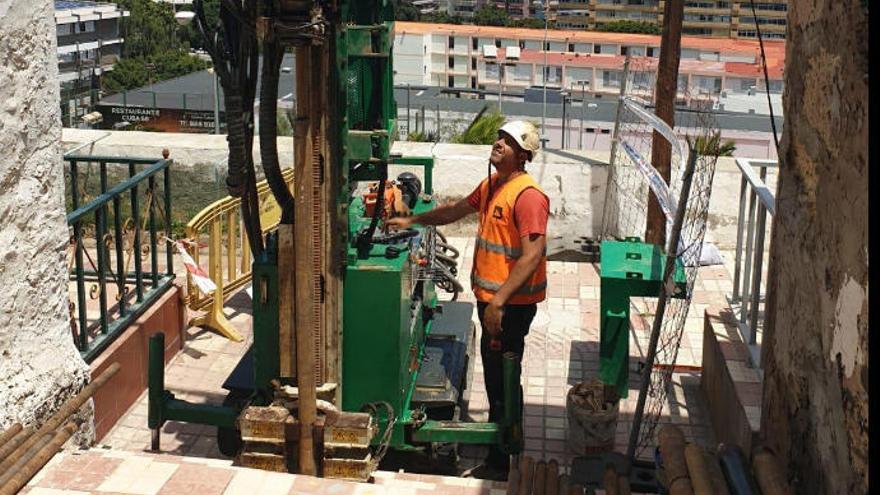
[684,443,715,494]
[0,431,54,488]
[658,425,694,495]
[0,362,119,476]
[0,423,78,495]
[0,424,23,452]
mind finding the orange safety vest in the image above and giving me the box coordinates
[471,172,548,305]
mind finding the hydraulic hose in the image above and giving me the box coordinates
[259,38,294,224]
[195,0,264,256]
[356,167,388,258]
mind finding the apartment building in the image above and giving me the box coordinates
[393,22,784,98]
[55,0,129,125]
[557,0,787,39]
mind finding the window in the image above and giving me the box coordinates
[471,77,476,88]
[593,45,600,54]
[448,56,454,69]
[621,46,628,56]
[647,47,655,57]
[544,41,550,50]
[472,38,478,50]
[519,40,526,49]
[448,75,454,87]
[568,43,575,52]
[448,36,454,49]
[471,58,477,70]
[57,23,73,36]
[602,70,621,88]
[495,39,501,48]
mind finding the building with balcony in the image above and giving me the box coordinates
[585,0,787,39]
[54,0,129,126]
[393,21,785,99]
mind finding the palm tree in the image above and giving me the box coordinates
[694,131,736,157]
[451,105,506,145]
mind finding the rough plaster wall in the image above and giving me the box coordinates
[0,0,94,441]
[760,1,868,493]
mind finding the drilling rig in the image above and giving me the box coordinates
[148,0,524,481]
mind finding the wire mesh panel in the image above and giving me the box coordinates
[599,58,722,459]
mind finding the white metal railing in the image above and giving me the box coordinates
[731,158,777,369]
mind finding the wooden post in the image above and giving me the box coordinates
[293,44,319,476]
[645,0,684,248]
[278,223,295,378]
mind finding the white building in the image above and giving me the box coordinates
[393,22,784,99]
[55,0,129,125]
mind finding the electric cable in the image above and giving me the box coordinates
[747,0,783,164]
[361,401,396,467]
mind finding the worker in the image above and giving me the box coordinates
[386,120,548,480]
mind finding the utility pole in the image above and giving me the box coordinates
[406,82,411,137]
[540,0,548,148]
[645,0,683,248]
[579,81,586,149]
[608,53,632,166]
[561,91,567,149]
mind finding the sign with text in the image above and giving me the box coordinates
[95,104,226,133]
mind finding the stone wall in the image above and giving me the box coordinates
[0,0,93,439]
[760,1,868,493]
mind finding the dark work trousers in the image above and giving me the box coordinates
[476,301,537,467]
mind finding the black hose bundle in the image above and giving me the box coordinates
[258,36,294,225]
[194,0,264,256]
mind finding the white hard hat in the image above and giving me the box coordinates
[499,120,540,161]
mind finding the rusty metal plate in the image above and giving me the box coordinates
[323,455,372,482]
[239,452,288,472]
[239,406,290,441]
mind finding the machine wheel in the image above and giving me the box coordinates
[216,390,248,457]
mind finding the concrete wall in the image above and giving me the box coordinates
[0,0,93,439]
[760,1,868,493]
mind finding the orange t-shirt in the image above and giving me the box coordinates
[467,179,549,237]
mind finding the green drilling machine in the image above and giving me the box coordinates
[148,0,524,481]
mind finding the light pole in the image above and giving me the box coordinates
[541,1,548,148]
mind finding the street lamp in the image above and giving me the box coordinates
[532,0,550,148]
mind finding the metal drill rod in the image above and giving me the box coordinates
[0,423,78,495]
[0,362,119,476]
[625,148,698,462]
[0,424,22,452]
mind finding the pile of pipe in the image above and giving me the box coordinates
[652,424,793,495]
[0,363,120,495]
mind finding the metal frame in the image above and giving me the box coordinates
[66,155,174,362]
[731,158,777,369]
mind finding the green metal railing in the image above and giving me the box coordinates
[66,155,174,362]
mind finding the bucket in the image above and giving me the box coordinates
[566,379,620,454]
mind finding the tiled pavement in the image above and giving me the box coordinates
[35,236,739,494]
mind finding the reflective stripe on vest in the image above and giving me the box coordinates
[472,172,548,304]
[471,273,548,295]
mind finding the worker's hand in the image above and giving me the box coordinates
[483,300,504,337]
[385,216,413,231]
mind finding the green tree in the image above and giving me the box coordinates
[451,105,505,145]
[474,5,510,27]
[107,0,180,58]
[407,130,437,142]
[394,0,421,21]
[694,131,736,157]
[102,50,210,92]
[180,0,220,52]
[422,12,463,24]
[513,18,546,29]
[594,20,661,35]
